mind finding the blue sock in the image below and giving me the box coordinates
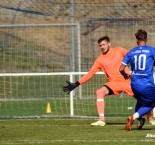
[135,101,142,120]
[135,101,142,112]
[137,106,154,118]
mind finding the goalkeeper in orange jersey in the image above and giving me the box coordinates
[63,36,155,127]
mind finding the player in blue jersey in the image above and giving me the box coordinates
[119,29,155,131]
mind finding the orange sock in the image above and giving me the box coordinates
[96,89,105,121]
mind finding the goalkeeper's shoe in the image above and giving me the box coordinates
[91,120,106,126]
[137,118,145,130]
[148,118,155,125]
[125,116,134,131]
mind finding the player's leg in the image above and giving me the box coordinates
[136,101,155,125]
[147,113,155,125]
[137,106,154,117]
[125,106,154,131]
[96,85,114,121]
[91,80,130,126]
[134,85,155,125]
[91,85,113,126]
[145,86,155,125]
[120,80,145,130]
[126,84,155,131]
[134,100,146,129]
[123,81,155,125]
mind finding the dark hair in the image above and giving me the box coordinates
[98,36,110,44]
[135,29,147,41]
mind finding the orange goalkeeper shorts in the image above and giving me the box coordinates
[105,79,134,97]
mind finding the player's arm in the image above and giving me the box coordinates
[119,50,131,80]
[119,63,131,80]
[63,61,100,94]
[63,81,80,94]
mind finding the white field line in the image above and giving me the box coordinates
[0,124,152,127]
[0,139,154,145]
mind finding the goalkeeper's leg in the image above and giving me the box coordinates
[96,89,105,121]
[91,86,109,126]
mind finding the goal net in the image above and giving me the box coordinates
[0,0,155,118]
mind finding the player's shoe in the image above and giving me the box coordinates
[125,116,134,131]
[137,118,145,130]
[91,120,106,126]
[148,118,155,125]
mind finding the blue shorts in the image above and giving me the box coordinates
[131,84,155,106]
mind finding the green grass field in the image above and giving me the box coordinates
[0,118,155,145]
[0,96,136,118]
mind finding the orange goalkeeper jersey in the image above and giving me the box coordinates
[78,47,130,84]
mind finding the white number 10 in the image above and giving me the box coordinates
[134,54,146,70]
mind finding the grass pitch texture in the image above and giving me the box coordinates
[0,118,154,145]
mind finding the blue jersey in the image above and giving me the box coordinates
[122,45,155,86]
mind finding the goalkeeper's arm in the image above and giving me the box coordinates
[63,63,98,94]
[63,81,80,94]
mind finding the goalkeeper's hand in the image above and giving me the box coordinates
[63,81,80,94]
